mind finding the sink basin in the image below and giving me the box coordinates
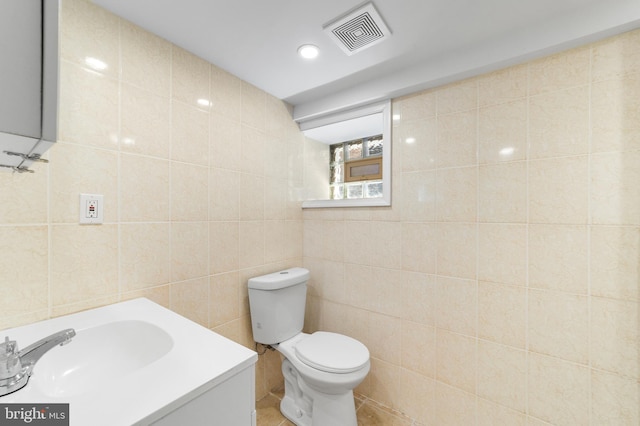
[33,320,173,397]
[1,298,257,425]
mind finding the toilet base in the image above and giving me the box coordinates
[280,358,357,426]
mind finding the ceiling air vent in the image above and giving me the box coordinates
[324,2,391,56]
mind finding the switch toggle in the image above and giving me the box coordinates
[79,194,104,224]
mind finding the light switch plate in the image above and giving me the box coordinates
[79,193,104,224]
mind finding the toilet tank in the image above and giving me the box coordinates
[248,267,309,345]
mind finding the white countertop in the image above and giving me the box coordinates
[1,298,257,425]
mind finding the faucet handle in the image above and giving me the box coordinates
[0,336,22,380]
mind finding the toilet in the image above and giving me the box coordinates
[248,267,370,426]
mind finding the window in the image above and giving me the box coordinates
[329,134,383,200]
[300,100,391,208]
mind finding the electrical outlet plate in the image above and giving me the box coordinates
[79,193,104,224]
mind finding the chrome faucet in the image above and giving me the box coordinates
[0,329,76,397]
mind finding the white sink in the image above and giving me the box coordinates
[1,298,257,425]
[33,320,174,398]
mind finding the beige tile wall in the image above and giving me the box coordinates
[0,0,303,399]
[1,1,639,423]
[304,30,640,425]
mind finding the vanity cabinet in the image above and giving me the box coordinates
[150,366,256,426]
[0,0,58,173]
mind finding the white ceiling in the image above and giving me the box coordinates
[92,0,640,121]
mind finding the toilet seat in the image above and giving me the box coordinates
[295,332,369,374]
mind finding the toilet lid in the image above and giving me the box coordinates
[295,332,369,374]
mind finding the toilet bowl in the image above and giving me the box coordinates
[248,268,370,426]
[275,332,370,426]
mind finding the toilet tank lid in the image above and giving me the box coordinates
[248,267,310,290]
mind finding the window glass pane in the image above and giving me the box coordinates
[347,141,363,161]
[364,180,383,198]
[330,164,343,183]
[330,184,344,199]
[330,144,344,163]
[346,182,363,199]
[367,136,383,156]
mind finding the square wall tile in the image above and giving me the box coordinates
[210,113,242,171]
[120,20,171,97]
[0,226,48,316]
[591,150,640,226]
[209,168,240,221]
[528,289,589,364]
[51,224,118,306]
[478,161,527,223]
[170,222,209,282]
[209,272,240,328]
[590,296,639,379]
[435,276,477,336]
[478,281,526,349]
[210,65,242,122]
[477,224,527,286]
[437,110,478,168]
[436,166,477,222]
[368,221,403,269]
[171,101,209,166]
[397,118,437,172]
[528,86,589,159]
[170,162,209,221]
[529,155,589,224]
[590,225,640,301]
[435,382,476,426]
[591,74,640,153]
[60,0,120,79]
[401,271,436,326]
[591,369,640,425]
[477,64,527,108]
[240,126,266,176]
[478,99,527,164]
[528,224,588,294]
[401,222,437,274]
[241,82,266,129]
[239,173,265,221]
[591,30,640,82]
[436,330,476,393]
[437,79,477,115]
[401,321,436,378]
[398,369,436,426]
[0,164,48,224]
[437,223,477,279]
[58,61,119,148]
[394,90,436,121]
[400,170,436,222]
[528,353,590,425]
[170,277,209,328]
[477,340,527,412]
[120,223,170,291]
[528,47,590,95]
[171,47,210,109]
[120,83,171,158]
[120,154,170,222]
[239,221,265,269]
[50,143,118,224]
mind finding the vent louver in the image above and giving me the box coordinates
[324,2,391,56]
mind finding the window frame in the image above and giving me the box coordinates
[300,100,392,208]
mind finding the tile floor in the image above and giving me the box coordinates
[256,385,417,426]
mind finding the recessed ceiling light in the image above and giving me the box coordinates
[298,44,319,59]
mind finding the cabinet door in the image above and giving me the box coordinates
[0,0,42,139]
